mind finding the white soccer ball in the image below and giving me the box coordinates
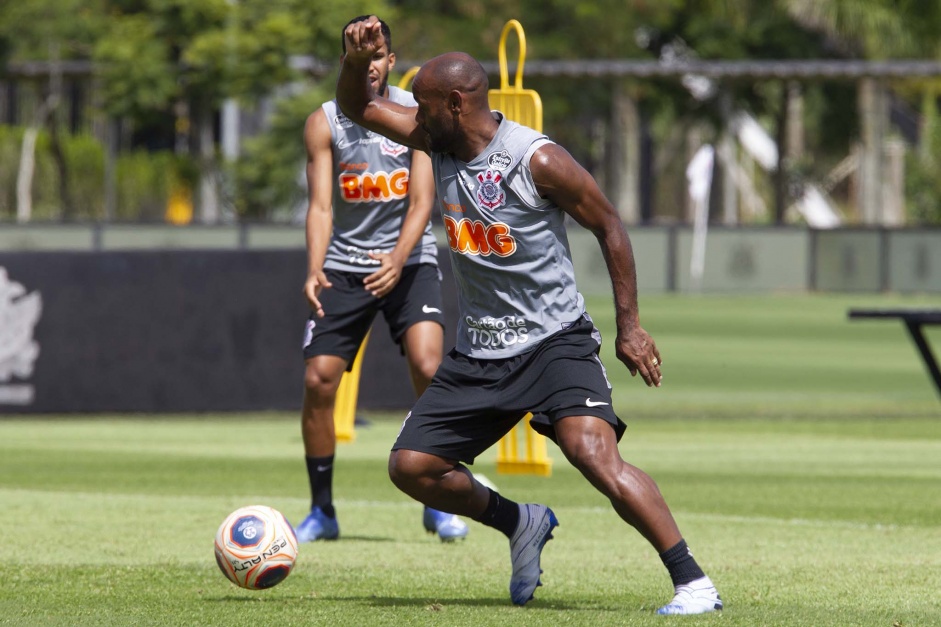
[214,505,298,590]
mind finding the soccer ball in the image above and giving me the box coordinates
[214,505,298,590]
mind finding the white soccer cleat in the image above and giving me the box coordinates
[422,507,469,542]
[508,503,558,606]
[656,576,723,615]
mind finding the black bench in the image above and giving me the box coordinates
[848,308,941,398]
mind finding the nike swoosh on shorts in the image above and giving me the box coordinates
[422,305,442,314]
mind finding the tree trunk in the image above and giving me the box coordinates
[773,83,789,225]
[16,127,39,223]
[609,80,640,224]
[48,118,74,220]
[857,78,886,224]
[197,103,220,224]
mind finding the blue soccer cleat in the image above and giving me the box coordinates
[656,576,723,615]
[422,506,469,542]
[508,503,558,606]
[295,506,339,543]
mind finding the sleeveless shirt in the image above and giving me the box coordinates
[432,113,587,359]
[321,86,437,272]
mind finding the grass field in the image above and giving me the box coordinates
[2,294,940,626]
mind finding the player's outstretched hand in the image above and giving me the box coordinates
[343,16,385,63]
[364,252,404,298]
[303,270,333,318]
[616,326,663,387]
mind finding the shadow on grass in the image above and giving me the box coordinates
[318,534,398,543]
[345,594,589,611]
[203,593,599,612]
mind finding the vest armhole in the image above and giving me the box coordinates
[519,138,554,208]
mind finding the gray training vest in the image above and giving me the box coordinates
[432,113,586,359]
[321,86,437,273]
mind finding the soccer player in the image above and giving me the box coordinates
[297,15,468,543]
[336,17,722,615]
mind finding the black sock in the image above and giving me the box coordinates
[659,539,706,587]
[471,488,520,538]
[305,455,335,518]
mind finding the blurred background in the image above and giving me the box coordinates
[2,0,941,228]
[1,0,940,414]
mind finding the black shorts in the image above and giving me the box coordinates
[302,263,444,369]
[392,314,626,464]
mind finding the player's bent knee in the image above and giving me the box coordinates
[407,353,440,382]
[303,367,342,397]
[388,449,451,490]
[387,450,420,486]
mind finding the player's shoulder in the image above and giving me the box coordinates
[304,105,330,135]
[502,117,547,143]
[387,86,417,107]
[309,100,359,135]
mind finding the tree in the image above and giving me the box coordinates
[92,0,392,221]
[0,0,105,221]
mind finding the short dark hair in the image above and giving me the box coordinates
[341,16,392,53]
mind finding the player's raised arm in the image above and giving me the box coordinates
[337,16,426,151]
[529,142,663,388]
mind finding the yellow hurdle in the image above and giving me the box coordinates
[333,331,370,443]
[488,19,543,133]
[398,65,420,90]
[489,20,551,477]
[497,413,552,477]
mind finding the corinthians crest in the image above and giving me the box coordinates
[0,267,42,405]
[476,169,505,210]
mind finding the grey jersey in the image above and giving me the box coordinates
[432,113,586,358]
[321,86,437,272]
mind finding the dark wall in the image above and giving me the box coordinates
[0,250,457,414]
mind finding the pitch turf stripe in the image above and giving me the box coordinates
[0,488,912,531]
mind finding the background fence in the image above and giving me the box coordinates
[4,223,941,294]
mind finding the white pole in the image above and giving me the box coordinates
[687,144,715,293]
[221,99,239,160]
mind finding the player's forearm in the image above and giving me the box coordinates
[597,223,641,331]
[336,57,374,126]
[305,207,332,275]
[389,203,432,264]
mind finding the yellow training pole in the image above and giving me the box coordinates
[334,331,370,443]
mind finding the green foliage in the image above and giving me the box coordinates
[0,125,58,220]
[0,126,21,216]
[294,0,397,59]
[904,89,941,224]
[0,124,197,221]
[4,0,941,223]
[0,0,105,61]
[64,133,105,217]
[233,85,333,219]
[0,33,11,73]
[783,0,912,58]
[113,150,170,220]
[93,16,178,117]
[905,155,941,224]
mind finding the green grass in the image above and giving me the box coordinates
[2,294,940,626]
